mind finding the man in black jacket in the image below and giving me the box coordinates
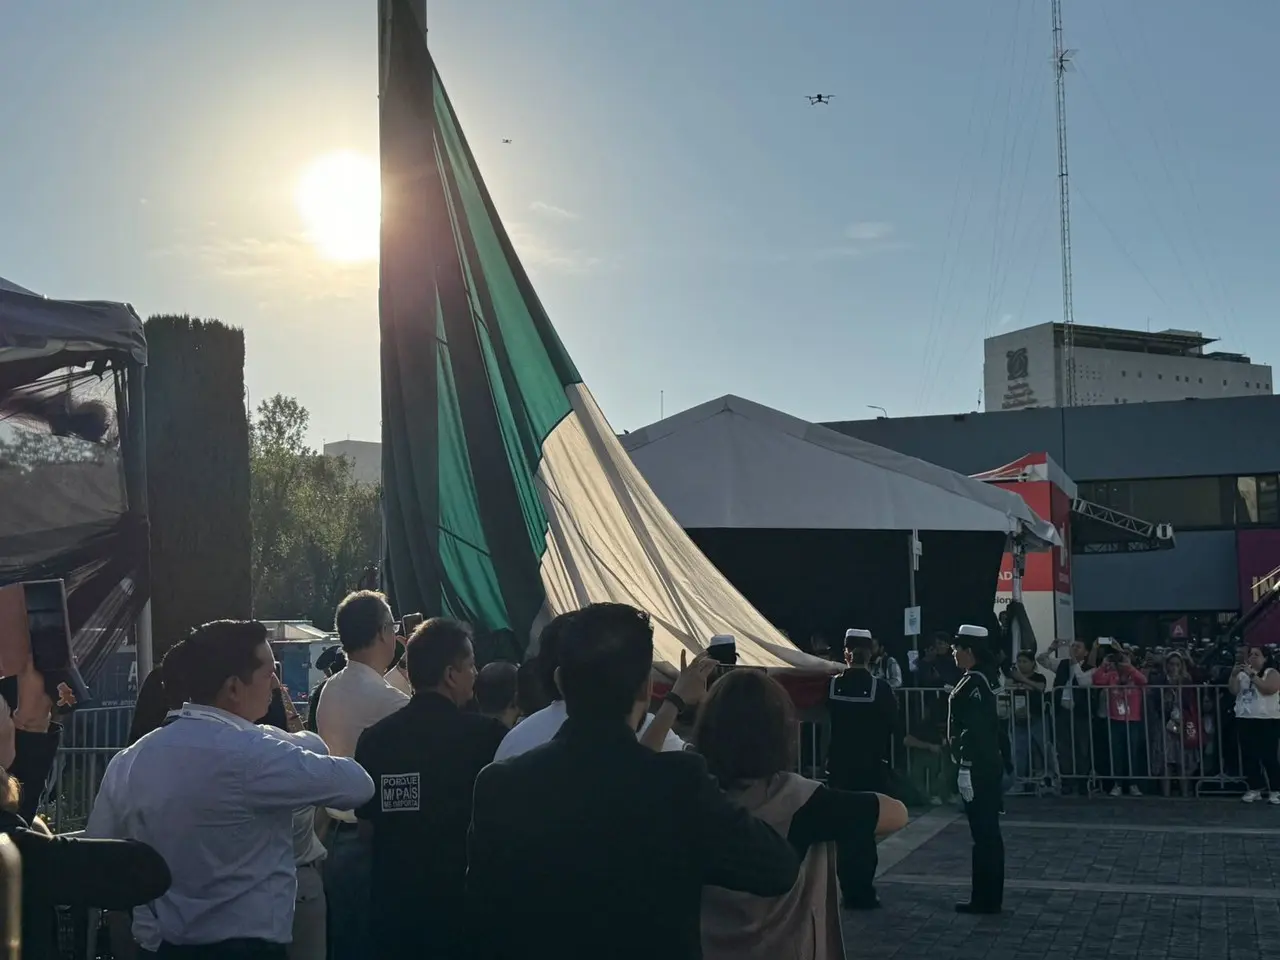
[355,618,504,959]
[466,603,800,960]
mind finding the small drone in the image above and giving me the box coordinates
[501,138,512,144]
[806,94,834,105]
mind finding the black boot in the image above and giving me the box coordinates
[954,901,1002,915]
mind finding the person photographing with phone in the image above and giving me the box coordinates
[1092,640,1148,797]
[1229,646,1280,804]
[947,625,1005,916]
[0,658,171,960]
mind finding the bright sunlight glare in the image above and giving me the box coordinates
[295,151,381,262]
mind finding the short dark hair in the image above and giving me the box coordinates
[534,612,576,700]
[515,659,550,716]
[475,661,518,714]
[334,590,391,652]
[693,669,796,785]
[405,618,473,690]
[558,603,652,722]
[159,640,194,706]
[181,621,270,705]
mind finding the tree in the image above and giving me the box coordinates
[250,394,381,629]
[145,315,253,658]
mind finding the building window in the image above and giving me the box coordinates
[1199,377,1203,384]
[1246,382,1251,388]
[1158,373,1163,380]
[1080,477,1234,529]
[1237,476,1280,526]
[1121,370,1127,377]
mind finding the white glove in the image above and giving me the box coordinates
[957,766,974,803]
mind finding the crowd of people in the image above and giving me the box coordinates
[1017,636,1280,800]
[22,592,922,960]
[809,628,1280,805]
[11,588,1270,958]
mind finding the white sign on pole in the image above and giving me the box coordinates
[904,605,922,636]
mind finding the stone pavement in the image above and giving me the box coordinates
[844,796,1280,959]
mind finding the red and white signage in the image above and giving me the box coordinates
[973,453,1076,649]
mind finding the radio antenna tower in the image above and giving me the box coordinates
[1051,0,1077,407]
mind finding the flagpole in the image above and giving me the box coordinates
[379,0,428,97]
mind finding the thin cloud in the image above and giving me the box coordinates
[819,221,909,259]
[505,221,601,274]
[154,232,375,301]
[844,221,894,242]
[529,201,581,221]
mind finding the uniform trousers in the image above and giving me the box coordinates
[963,765,1005,910]
[829,766,887,905]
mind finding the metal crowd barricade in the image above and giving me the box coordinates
[795,683,1250,800]
[42,704,136,832]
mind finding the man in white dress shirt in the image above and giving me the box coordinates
[314,591,408,960]
[86,621,374,960]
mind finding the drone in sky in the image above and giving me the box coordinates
[501,138,512,144]
[806,94,834,105]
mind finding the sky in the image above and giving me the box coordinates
[2,0,1277,444]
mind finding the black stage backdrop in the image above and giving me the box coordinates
[686,528,1006,662]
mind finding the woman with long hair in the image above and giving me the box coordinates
[693,670,906,960]
[1148,651,1202,798]
[1229,645,1280,804]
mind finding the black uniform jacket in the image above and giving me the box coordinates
[947,669,1003,771]
[355,691,506,956]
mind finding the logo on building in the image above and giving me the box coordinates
[1006,347,1029,381]
[1000,346,1038,410]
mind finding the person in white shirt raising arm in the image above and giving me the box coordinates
[1038,639,1098,796]
[314,591,409,960]
[87,621,373,960]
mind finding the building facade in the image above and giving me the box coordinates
[985,322,1272,412]
[826,396,1280,647]
[323,439,381,485]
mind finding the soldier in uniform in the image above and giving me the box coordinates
[827,628,900,909]
[948,624,1005,915]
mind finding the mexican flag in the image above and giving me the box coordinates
[377,0,830,675]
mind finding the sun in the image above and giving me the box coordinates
[295,151,381,262]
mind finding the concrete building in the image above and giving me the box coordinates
[323,439,381,485]
[985,322,1272,412]
[826,395,1280,646]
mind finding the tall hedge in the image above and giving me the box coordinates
[144,315,252,658]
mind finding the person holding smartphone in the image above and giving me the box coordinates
[1229,646,1280,804]
[1037,639,1097,796]
[1,660,171,960]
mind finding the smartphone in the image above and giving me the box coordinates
[0,580,89,708]
[23,580,89,708]
[401,612,424,637]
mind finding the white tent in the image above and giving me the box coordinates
[621,395,1059,546]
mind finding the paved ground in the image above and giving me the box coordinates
[845,796,1280,959]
